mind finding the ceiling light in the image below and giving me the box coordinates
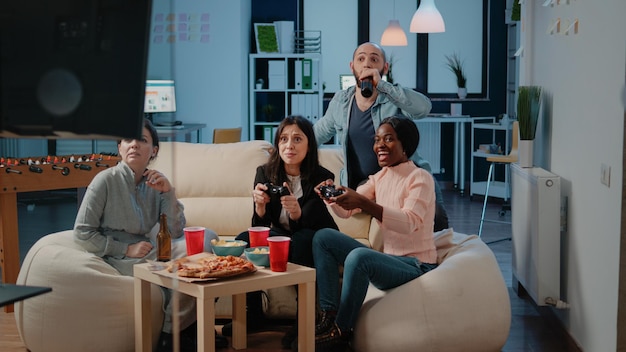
[381,20,408,46]
[410,0,446,33]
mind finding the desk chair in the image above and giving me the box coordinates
[478,121,518,241]
[212,127,242,144]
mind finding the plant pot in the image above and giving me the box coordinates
[457,87,467,99]
[518,139,534,168]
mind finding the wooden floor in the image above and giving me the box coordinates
[0,188,580,351]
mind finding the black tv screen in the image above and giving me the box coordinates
[0,0,152,139]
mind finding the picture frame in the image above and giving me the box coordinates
[254,23,280,53]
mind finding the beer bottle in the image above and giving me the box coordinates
[156,213,172,262]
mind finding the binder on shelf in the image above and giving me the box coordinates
[294,60,302,90]
[302,59,312,90]
[310,58,320,91]
[290,94,301,115]
[310,93,319,121]
[268,60,285,89]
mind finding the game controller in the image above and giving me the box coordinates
[319,185,345,199]
[264,183,290,197]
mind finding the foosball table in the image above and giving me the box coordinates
[0,154,120,312]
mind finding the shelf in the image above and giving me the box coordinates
[249,54,323,142]
[473,123,510,130]
[470,119,512,200]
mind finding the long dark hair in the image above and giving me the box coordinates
[379,115,420,157]
[265,115,320,183]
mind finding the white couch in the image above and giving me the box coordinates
[15,141,510,351]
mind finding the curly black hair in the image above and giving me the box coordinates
[379,115,420,157]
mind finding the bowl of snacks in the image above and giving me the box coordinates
[244,246,270,267]
[210,239,247,257]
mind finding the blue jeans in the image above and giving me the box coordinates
[312,228,438,332]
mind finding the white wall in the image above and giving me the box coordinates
[148,0,250,142]
[522,0,626,350]
[304,0,358,93]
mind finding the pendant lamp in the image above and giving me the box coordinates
[410,0,446,33]
[381,1,408,46]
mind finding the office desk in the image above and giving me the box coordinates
[414,116,473,195]
[155,123,206,143]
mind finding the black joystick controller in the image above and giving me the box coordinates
[264,183,290,197]
[319,185,345,199]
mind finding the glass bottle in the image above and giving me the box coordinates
[156,213,172,262]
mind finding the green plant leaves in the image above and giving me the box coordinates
[517,86,542,140]
[444,52,467,88]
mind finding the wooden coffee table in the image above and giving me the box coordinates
[133,261,316,352]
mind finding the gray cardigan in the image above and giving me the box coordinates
[74,161,185,275]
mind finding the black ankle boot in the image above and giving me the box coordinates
[315,310,337,335]
[315,322,351,352]
[157,326,228,351]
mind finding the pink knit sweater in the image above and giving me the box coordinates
[330,161,437,263]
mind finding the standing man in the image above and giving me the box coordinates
[314,42,448,230]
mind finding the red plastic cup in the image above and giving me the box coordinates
[248,226,270,247]
[184,227,205,256]
[267,236,291,272]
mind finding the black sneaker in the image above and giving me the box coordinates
[156,331,196,352]
[157,328,228,351]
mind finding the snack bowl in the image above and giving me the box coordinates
[244,246,270,267]
[210,239,247,257]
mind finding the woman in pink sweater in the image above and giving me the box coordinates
[313,116,437,351]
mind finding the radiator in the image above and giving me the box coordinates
[414,122,442,174]
[511,164,561,306]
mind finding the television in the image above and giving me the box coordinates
[144,80,177,122]
[0,0,152,140]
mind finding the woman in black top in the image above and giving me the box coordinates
[238,115,338,267]
[226,116,338,347]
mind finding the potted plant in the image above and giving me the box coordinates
[444,52,467,98]
[516,85,542,167]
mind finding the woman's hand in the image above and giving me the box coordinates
[334,187,383,221]
[315,179,335,203]
[253,183,271,217]
[332,187,363,210]
[126,241,153,258]
[279,182,302,221]
[144,169,172,193]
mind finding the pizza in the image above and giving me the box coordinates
[167,255,256,279]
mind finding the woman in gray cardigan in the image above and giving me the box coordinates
[73,118,225,351]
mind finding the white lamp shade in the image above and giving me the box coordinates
[410,0,446,33]
[380,20,408,46]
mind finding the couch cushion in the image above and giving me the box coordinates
[152,140,273,199]
[15,230,164,352]
[353,229,510,352]
[152,141,272,237]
